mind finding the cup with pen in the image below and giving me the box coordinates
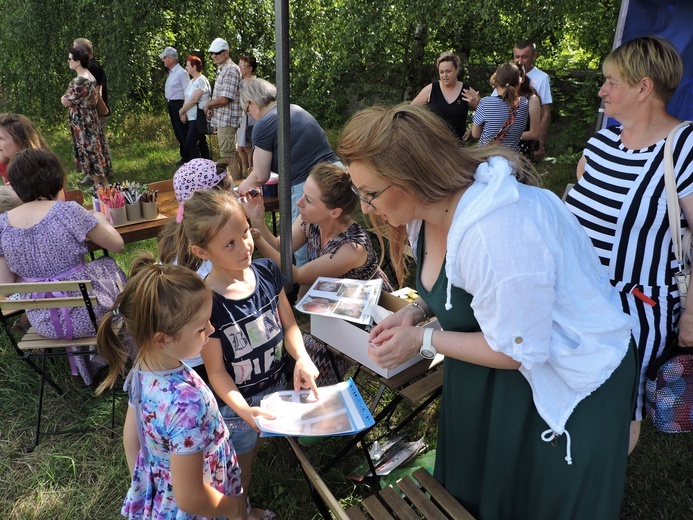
[122,181,143,221]
[140,188,159,220]
[99,185,127,226]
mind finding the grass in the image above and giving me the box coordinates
[1,114,692,519]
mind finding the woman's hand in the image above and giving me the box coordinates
[293,356,320,398]
[238,405,276,433]
[462,87,480,109]
[368,325,423,370]
[678,306,693,347]
[368,304,422,344]
[239,189,265,224]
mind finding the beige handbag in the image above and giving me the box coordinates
[664,121,693,309]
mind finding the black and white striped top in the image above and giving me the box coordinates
[565,124,693,290]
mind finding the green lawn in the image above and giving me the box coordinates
[0,115,691,519]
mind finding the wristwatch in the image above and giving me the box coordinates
[419,327,437,359]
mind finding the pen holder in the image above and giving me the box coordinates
[109,206,127,226]
[125,202,142,221]
[141,200,158,220]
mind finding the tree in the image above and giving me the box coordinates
[0,0,618,127]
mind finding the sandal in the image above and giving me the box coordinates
[11,314,31,338]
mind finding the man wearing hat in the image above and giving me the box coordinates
[160,46,190,165]
[204,37,242,181]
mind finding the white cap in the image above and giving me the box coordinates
[208,38,229,53]
[158,46,178,59]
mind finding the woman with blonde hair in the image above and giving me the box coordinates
[565,35,693,452]
[411,51,478,140]
[339,103,636,519]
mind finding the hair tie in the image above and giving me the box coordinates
[176,203,184,223]
[505,83,510,87]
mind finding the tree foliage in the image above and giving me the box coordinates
[0,0,618,127]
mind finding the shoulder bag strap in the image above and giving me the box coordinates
[663,121,693,266]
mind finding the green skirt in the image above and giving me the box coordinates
[434,341,637,520]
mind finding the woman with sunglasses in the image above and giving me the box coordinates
[61,47,112,186]
[236,78,341,266]
[243,161,392,385]
[339,103,637,519]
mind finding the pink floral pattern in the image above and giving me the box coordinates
[122,364,242,519]
[64,76,112,177]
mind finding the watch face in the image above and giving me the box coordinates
[420,347,436,359]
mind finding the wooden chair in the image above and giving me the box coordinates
[64,189,85,205]
[288,438,475,519]
[146,179,174,193]
[0,280,116,450]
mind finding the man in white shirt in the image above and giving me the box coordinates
[513,40,552,161]
[160,46,190,165]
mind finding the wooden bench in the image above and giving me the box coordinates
[288,437,475,519]
[0,280,116,449]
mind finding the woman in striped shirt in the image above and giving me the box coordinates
[471,62,531,150]
[565,36,693,452]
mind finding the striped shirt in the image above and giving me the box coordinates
[473,96,528,150]
[565,124,693,289]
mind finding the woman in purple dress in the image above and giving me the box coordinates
[0,149,126,386]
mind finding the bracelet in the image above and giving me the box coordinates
[409,301,429,322]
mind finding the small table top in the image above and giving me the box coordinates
[87,190,280,251]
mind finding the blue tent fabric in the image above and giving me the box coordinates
[607,0,693,125]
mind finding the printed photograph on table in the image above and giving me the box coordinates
[296,276,383,325]
[254,378,374,437]
[300,296,338,315]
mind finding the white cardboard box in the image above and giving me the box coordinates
[310,291,440,378]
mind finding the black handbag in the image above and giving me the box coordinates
[196,105,212,134]
[245,114,254,143]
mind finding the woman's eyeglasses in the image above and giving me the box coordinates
[350,183,393,209]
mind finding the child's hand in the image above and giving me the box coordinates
[240,406,276,433]
[293,357,320,399]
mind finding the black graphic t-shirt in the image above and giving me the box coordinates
[209,258,287,399]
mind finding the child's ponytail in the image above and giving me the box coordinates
[95,306,129,395]
[95,252,212,394]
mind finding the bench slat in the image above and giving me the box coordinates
[345,505,368,520]
[19,335,97,350]
[398,368,444,404]
[0,280,94,294]
[378,486,421,520]
[412,468,475,520]
[397,475,447,520]
[1,297,99,312]
[361,495,395,519]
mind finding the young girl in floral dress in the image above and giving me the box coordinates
[96,254,245,519]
